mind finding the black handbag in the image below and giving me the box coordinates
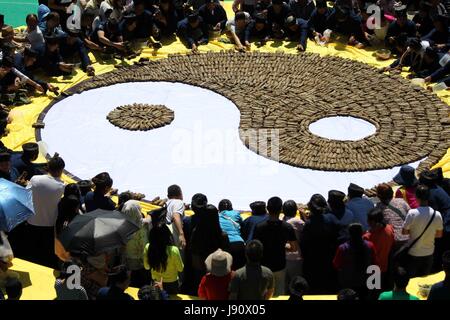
[393,209,436,268]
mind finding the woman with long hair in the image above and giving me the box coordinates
[144,224,184,294]
[189,204,230,295]
[333,223,378,300]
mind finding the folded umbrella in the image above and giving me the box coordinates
[59,209,140,256]
[0,178,34,232]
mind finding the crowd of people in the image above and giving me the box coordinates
[1,0,450,301]
[2,0,450,104]
[1,137,450,300]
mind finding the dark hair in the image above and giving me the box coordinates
[218,199,233,212]
[272,0,283,5]
[46,12,60,23]
[92,172,113,193]
[442,250,450,272]
[138,284,165,300]
[26,13,38,24]
[190,204,223,259]
[147,225,172,273]
[191,193,208,213]
[307,194,329,216]
[289,276,309,298]
[118,192,132,211]
[64,183,81,199]
[283,200,297,218]
[367,207,386,227]
[109,265,130,286]
[48,154,65,173]
[5,278,22,300]
[415,184,430,201]
[56,195,80,235]
[348,223,370,270]
[235,11,247,21]
[376,183,394,202]
[337,288,359,300]
[267,196,282,215]
[393,266,410,289]
[328,190,346,210]
[167,184,182,198]
[245,240,264,263]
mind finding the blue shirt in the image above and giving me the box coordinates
[96,286,134,300]
[219,210,244,243]
[346,197,374,232]
[428,185,450,232]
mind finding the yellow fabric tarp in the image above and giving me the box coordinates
[6,258,444,300]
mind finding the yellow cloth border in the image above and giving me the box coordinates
[7,258,444,300]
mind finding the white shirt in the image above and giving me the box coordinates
[165,199,185,224]
[226,12,251,34]
[165,198,185,249]
[403,206,443,257]
[27,175,65,227]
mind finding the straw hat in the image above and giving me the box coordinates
[205,249,233,277]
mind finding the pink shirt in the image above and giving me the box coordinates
[395,186,419,209]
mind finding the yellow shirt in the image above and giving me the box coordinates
[143,244,184,283]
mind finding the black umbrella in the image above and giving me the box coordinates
[59,209,140,256]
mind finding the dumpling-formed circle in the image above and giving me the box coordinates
[107,103,174,131]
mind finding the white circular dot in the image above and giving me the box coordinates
[309,116,377,141]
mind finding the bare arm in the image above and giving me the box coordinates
[173,212,186,248]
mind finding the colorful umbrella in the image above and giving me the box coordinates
[0,178,34,232]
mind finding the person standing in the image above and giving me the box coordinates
[282,200,304,293]
[346,183,374,232]
[300,194,339,294]
[198,249,234,300]
[26,154,65,268]
[393,165,419,209]
[364,207,395,290]
[165,185,186,251]
[333,223,378,300]
[241,201,268,242]
[402,184,444,277]
[144,224,184,295]
[375,183,410,246]
[253,196,297,296]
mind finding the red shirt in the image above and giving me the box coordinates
[363,224,395,272]
[198,272,234,300]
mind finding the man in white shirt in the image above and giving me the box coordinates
[165,185,186,251]
[402,184,444,277]
[26,154,65,268]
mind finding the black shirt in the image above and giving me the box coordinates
[253,219,296,272]
[84,191,116,213]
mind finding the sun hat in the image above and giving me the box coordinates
[393,165,418,187]
[205,249,233,277]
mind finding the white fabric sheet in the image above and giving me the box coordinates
[40,82,424,210]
